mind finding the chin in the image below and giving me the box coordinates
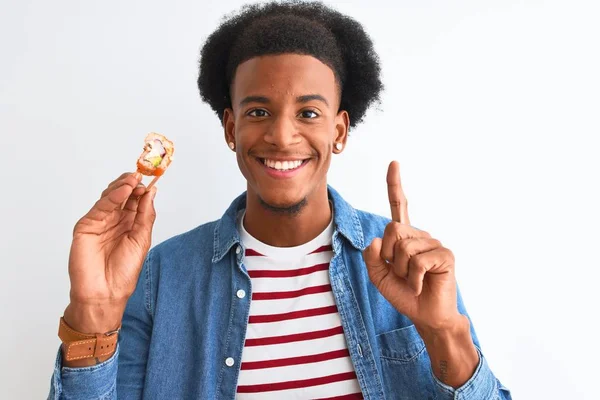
[258,187,308,214]
[260,190,302,207]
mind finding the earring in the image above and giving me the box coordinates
[335,142,343,151]
[228,142,235,150]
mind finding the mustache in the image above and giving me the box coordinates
[249,150,317,159]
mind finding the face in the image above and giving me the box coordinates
[223,54,349,212]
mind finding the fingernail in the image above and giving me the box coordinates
[136,183,145,188]
[134,172,142,180]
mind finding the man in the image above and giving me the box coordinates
[49,1,511,399]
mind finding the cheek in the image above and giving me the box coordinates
[235,150,254,183]
[320,151,333,170]
[233,133,262,177]
[315,129,337,156]
[234,121,262,145]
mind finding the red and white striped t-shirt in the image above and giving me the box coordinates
[236,214,363,399]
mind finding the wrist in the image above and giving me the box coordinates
[415,313,470,344]
[59,315,120,368]
[63,301,125,334]
[416,314,479,388]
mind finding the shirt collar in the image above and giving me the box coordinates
[211,185,365,263]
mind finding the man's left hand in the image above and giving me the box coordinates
[362,161,462,332]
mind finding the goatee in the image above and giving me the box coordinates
[259,196,308,216]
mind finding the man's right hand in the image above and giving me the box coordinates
[63,172,158,334]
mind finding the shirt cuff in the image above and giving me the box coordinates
[431,347,500,400]
[49,344,119,400]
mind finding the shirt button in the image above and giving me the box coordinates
[235,246,242,255]
[236,289,246,299]
[225,357,235,367]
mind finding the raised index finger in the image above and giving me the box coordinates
[387,160,410,225]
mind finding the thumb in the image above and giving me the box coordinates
[362,237,389,287]
[129,187,157,251]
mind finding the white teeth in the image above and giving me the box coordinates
[263,159,304,171]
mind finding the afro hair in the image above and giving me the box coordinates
[197,0,383,128]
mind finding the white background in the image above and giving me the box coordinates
[1,0,598,398]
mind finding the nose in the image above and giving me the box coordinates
[263,114,301,148]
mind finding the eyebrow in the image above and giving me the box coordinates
[297,94,329,107]
[238,94,330,107]
[239,96,270,107]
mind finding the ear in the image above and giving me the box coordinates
[223,108,235,147]
[333,110,350,153]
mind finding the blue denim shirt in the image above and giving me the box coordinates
[49,186,511,399]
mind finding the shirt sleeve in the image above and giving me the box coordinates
[47,252,155,400]
[430,285,512,400]
[47,345,119,400]
[431,347,512,399]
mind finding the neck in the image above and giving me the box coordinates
[243,182,332,247]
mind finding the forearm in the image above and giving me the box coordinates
[416,314,479,388]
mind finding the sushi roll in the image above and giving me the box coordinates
[137,133,174,177]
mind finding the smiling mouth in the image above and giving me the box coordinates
[258,157,310,172]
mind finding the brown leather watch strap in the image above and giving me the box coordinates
[58,317,120,362]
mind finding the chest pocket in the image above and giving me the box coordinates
[376,324,425,362]
[376,325,436,399]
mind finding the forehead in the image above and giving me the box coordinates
[231,54,338,105]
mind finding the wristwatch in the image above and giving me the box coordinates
[58,317,120,362]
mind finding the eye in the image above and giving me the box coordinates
[299,110,319,119]
[247,109,269,117]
